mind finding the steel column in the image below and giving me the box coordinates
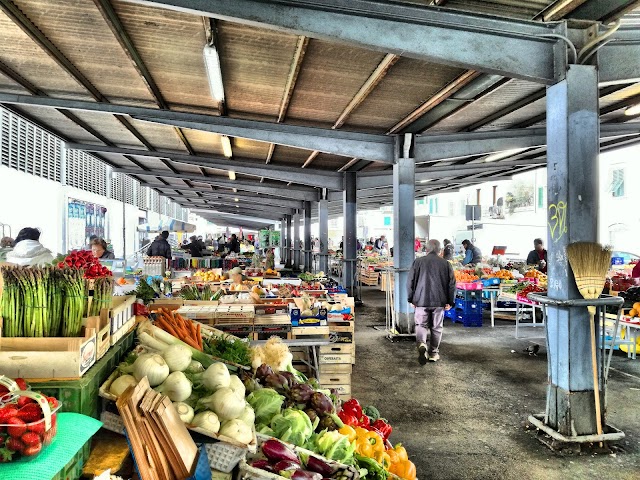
[393,137,415,334]
[304,201,312,271]
[343,172,358,296]
[545,65,600,436]
[318,199,329,274]
[285,215,293,268]
[293,210,301,271]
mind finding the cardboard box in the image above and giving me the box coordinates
[0,326,97,381]
[85,313,110,360]
[106,295,136,335]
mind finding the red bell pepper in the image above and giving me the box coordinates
[338,411,359,427]
[372,419,392,440]
[342,399,362,418]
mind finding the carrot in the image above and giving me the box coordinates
[196,323,202,350]
[181,334,201,351]
[160,320,180,339]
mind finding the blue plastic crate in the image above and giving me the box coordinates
[611,257,624,266]
[456,312,483,327]
[456,289,482,301]
[444,308,457,320]
[481,278,501,287]
[455,298,483,313]
[497,301,517,308]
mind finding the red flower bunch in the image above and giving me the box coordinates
[57,250,112,279]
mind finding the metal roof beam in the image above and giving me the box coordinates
[153,188,305,209]
[112,167,319,200]
[0,93,394,163]
[122,0,566,84]
[92,0,195,155]
[177,198,295,215]
[190,204,287,220]
[598,28,640,86]
[66,142,343,190]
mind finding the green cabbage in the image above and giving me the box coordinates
[270,408,318,447]
[310,430,355,465]
[247,388,285,425]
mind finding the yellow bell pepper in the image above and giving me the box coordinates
[355,429,385,458]
[375,451,391,470]
[339,425,357,442]
[392,444,408,462]
[389,460,416,480]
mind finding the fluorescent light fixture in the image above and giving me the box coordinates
[625,104,640,116]
[228,170,236,180]
[233,188,237,193]
[420,179,432,184]
[221,135,233,158]
[203,45,225,103]
[234,198,239,202]
[484,148,528,162]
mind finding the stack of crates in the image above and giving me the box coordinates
[454,287,483,327]
[318,297,355,399]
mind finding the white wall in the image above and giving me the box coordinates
[0,165,180,258]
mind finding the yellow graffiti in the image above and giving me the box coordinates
[548,201,568,242]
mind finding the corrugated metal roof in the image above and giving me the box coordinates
[0,0,638,217]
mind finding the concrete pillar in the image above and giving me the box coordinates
[285,215,293,268]
[304,201,312,272]
[393,137,415,334]
[545,65,600,436]
[318,198,329,274]
[343,172,357,296]
[294,209,301,271]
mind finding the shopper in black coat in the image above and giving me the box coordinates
[147,231,172,259]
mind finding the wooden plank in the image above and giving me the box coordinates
[320,343,354,355]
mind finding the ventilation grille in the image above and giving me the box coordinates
[66,149,107,196]
[0,109,61,182]
[137,185,149,210]
[150,189,160,213]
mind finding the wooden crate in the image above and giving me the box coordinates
[253,315,292,340]
[319,363,352,374]
[149,298,184,311]
[329,324,354,344]
[318,352,352,364]
[0,325,97,381]
[215,305,255,324]
[107,295,136,335]
[291,325,330,340]
[85,314,110,360]
[320,343,354,355]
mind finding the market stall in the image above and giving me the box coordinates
[0,255,414,480]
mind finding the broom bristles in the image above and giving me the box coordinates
[566,242,611,300]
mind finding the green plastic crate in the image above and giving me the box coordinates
[29,330,135,419]
[51,439,91,480]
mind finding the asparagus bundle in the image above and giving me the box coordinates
[61,268,86,337]
[88,276,114,317]
[1,265,24,337]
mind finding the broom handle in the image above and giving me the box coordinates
[589,311,603,436]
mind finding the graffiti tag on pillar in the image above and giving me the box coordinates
[548,201,568,242]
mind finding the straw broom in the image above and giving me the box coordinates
[566,241,611,438]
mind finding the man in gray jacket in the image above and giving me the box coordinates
[407,239,456,364]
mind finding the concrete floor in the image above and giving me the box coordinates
[351,288,640,480]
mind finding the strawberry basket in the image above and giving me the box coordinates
[0,376,61,462]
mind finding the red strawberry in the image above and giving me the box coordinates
[21,432,41,447]
[13,378,28,391]
[27,421,45,436]
[5,437,24,452]
[0,406,19,424]
[21,443,41,457]
[16,396,35,408]
[17,404,41,423]
[47,396,59,409]
[6,418,26,438]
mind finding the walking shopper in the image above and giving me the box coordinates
[147,230,172,259]
[6,227,55,266]
[461,239,482,265]
[407,239,456,364]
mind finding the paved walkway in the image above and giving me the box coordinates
[351,287,640,480]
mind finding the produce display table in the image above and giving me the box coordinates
[250,338,331,379]
[604,312,640,359]
[496,292,544,338]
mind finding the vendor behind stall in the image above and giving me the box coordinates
[526,238,547,273]
[91,238,115,259]
[185,235,203,257]
[461,240,482,266]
